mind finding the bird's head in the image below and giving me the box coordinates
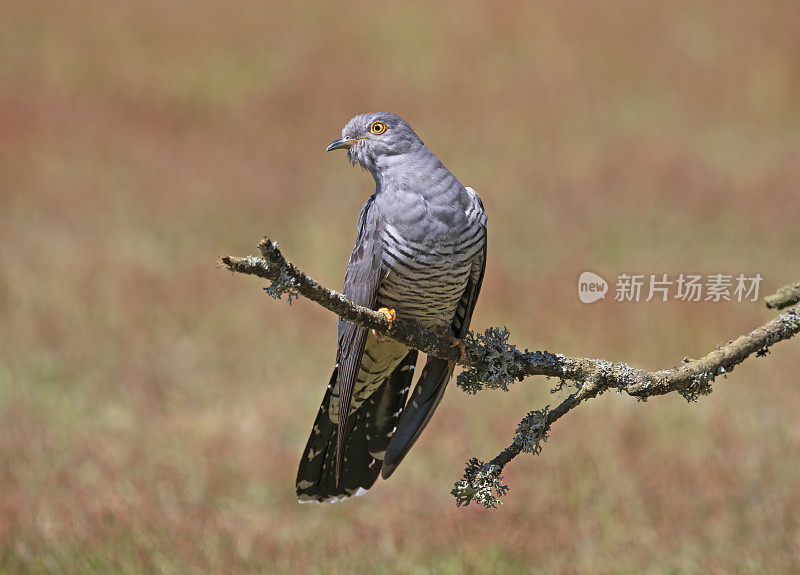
[326,112,424,173]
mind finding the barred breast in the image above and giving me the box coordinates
[376,187,486,332]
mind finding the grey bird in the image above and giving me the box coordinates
[296,113,487,503]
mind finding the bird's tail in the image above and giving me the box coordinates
[381,356,454,479]
[296,350,418,503]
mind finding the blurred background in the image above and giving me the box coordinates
[1,1,799,573]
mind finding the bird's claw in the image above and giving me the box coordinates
[372,308,396,341]
[378,307,396,326]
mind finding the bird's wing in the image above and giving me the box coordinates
[335,194,385,480]
[382,188,487,477]
[453,187,487,338]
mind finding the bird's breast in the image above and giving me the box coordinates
[376,217,484,331]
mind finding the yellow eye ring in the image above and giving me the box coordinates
[369,121,387,135]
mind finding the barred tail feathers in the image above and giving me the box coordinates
[296,350,418,503]
[381,356,454,479]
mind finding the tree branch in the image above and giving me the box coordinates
[222,236,800,508]
[222,237,464,363]
[765,281,800,310]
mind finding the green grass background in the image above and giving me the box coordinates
[1,1,799,573]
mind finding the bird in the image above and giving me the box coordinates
[296,112,487,503]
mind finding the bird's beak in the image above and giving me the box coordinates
[326,137,364,152]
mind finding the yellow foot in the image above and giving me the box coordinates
[371,308,396,341]
[448,335,467,362]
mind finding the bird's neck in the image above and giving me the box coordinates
[371,147,451,198]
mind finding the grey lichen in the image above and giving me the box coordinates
[450,458,510,509]
[589,359,640,391]
[263,265,300,305]
[241,255,268,270]
[457,327,521,394]
[514,407,550,455]
[779,308,800,331]
[678,371,715,402]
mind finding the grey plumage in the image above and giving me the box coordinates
[297,113,487,503]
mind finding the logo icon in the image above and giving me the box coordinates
[578,271,608,303]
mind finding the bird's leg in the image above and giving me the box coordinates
[371,307,396,341]
[448,334,467,362]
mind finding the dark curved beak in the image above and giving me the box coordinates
[325,137,363,152]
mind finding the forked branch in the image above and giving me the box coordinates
[222,238,800,508]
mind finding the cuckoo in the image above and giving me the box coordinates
[296,113,487,503]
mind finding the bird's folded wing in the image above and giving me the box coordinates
[335,194,385,479]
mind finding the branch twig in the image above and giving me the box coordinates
[222,236,800,508]
[765,281,800,310]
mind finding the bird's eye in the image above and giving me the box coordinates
[369,121,387,135]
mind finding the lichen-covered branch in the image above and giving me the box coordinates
[451,303,800,508]
[222,237,800,509]
[222,237,465,363]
